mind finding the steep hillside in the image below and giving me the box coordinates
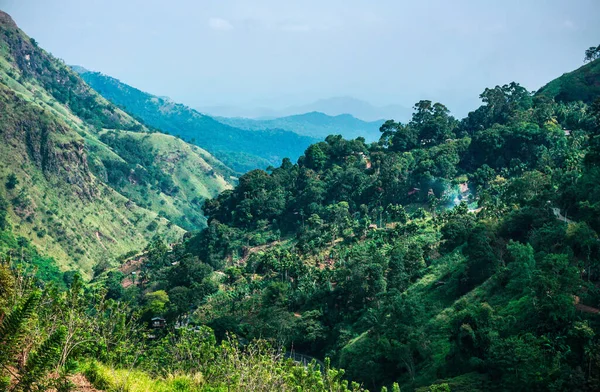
[118,78,600,391]
[217,111,385,142]
[0,11,231,275]
[74,69,318,172]
[94,130,233,230]
[536,58,600,103]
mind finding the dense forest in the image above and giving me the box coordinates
[111,79,600,391]
[2,6,600,392]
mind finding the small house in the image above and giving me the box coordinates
[407,187,420,196]
[150,317,166,329]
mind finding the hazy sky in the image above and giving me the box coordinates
[2,0,599,116]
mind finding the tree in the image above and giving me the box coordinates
[168,286,191,321]
[0,194,8,230]
[410,100,457,146]
[471,164,496,188]
[584,45,600,62]
[145,290,170,316]
[379,120,418,152]
[461,225,498,291]
[505,241,536,295]
[304,144,328,170]
[5,173,18,190]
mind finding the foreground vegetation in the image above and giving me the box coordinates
[1,254,389,391]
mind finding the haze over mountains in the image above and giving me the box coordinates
[74,67,398,169]
[75,69,318,173]
[216,111,385,142]
[199,96,411,123]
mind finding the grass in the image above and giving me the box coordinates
[82,361,207,392]
[0,51,192,277]
[98,130,233,231]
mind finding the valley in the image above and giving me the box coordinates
[1,5,600,392]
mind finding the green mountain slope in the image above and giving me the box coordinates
[119,71,600,391]
[0,11,232,276]
[94,130,233,230]
[536,58,600,103]
[216,111,385,142]
[74,69,318,173]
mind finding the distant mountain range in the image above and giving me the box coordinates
[74,69,401,165]
[217,111,385,142]
[199,96,412,123]
[74,69,317,173]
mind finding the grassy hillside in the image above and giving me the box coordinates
[95,130,233,230]
[75,69,318,173]
[216,112,385,142]
[536,58,600,103]
[0,11,232,276]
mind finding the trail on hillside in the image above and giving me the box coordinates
[237,241,281,265]
[552,207,575,224]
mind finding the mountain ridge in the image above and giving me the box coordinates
[0,11,232,275]
[73,68,318,173]
[199,96,411,122]
[536,57,600,104]
[216,110,385,142]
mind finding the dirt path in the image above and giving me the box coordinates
[576,303,600,314]
[94,231,108,251]
[552,208,575,224]
[237,241,281,265]
[574,295,600,314]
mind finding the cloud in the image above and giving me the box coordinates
[563,19,575,29]
[208,17,234,31]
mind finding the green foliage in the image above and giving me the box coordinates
[4,10,600,391]
[156,71,600,391]
[0,193,8,231]
[537,58,600,104]
[5,173,18,190]
[18,326,67,390]
[585,45,600,63]
[0,228,65,285]
[0,291,41,367]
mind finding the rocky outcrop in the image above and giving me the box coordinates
[0,86,97,200]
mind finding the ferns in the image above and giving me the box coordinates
[0,291,67,391]
[0,291,41,367]
[18,327,66,391]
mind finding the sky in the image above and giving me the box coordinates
[1,0,599,117]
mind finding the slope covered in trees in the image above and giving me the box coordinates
[109,69,600,391]
[75,69,318,173]
[536,57,600,104]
